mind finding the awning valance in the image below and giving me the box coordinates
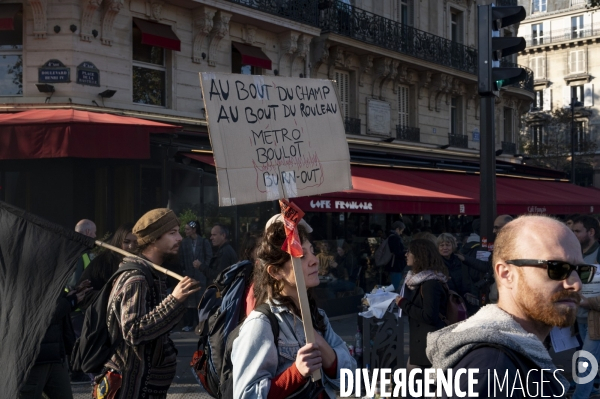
[0,109,180,160]
[292,166,600,215]
[232,42,272,70]
[182,152,215,166]
[0,4,21,31]
[133,17,181,52]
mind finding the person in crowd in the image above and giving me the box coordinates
[209,224,238,281]
[385,221,408,291]
[76,222,137,311]
[20,285,91,397]
[428,215,591,398]
[179,220,212,332]
[412,231,437,246]
[240,230,263,316]
[232,220,356,398]
[317,241,336,276]
[571,215,600,399]
[437,233,479,315]
[335,242,358,285]
[395,238,449,387]
[492,214,513,235]
[100,208,201,398]
[460,219,481,259]
[565,213,581,229]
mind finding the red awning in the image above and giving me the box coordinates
[0,4,20,31]
[232,42,272,70]
[183,152,215,166]
[133,18,181,52]
[0,109,180,160]
[292,165,600,215]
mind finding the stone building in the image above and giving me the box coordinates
[518,0,600,186]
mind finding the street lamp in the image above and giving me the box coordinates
[570,96,583,185]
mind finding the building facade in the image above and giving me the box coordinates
[518,0,600,186]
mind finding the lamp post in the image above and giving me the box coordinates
[570,96,583,185]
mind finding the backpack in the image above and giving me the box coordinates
[420,282,467,326]
[374,237,394,267]
[190,260,255,398]
[70,263,155,374]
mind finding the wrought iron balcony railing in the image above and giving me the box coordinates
[345,117,361,135]
[319,0,477,74]
[496,0,517,5]
[525,26,600,47]
[499,61,534,93]
[448,132,468,149]
[395,125,420,143]
[502,141,517,155]
[225,0,319,27]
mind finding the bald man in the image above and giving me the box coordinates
[492,214,513,235]
[428,215,594,398]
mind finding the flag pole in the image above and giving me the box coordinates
[95,240,184,281]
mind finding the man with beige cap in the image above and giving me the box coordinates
[99,208,201,398]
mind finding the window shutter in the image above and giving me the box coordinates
[541,56,546,79]
[334,70,350,118]
[584,13,591,33]
[398,85,409,127]
[563,86,572,108]
[543,21,550,42]
[543,88,552,111]
[584,83,593,106]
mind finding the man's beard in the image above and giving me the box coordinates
[516,271,581,328]
[581,236,592,251]
[162,252,179,266]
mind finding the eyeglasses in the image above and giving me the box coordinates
[506,259,597,284]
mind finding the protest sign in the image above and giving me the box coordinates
[199,72,352,206]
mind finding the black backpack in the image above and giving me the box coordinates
[191,260,256,397]
[70,263,155,374]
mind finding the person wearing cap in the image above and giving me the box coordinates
[386,221,407,291]
[100,208,201,399]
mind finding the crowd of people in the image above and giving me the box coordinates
[19,208,600,399]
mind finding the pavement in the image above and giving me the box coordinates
[69,312,579,398]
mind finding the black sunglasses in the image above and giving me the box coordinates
[506,259,597,284]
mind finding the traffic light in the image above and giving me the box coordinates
[478,4,527,96]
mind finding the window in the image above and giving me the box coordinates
[132,22,166,106]
[398,0,409,25]
[569,50,585,74]
[572,16,584,39]
[398,85,409,127]
[532,0,547,13]
[232,46,260,75]
[531,23,544,45]
[334,70,350,119]
[0,6,22,96]
[534,90,544,109]
[530,56,545,79]
[531,125,544,153]
[450,10,463,43]
[504,108,514,142]
[571,85,584,104]
[450,97,462,134]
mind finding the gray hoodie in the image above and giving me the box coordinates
[426,304,569,391]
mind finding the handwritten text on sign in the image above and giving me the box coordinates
[200,73,352,206]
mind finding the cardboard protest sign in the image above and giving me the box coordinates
[199,73,352,207]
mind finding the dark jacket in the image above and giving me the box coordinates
[399,279,448,367]
[445,346,565,399]
[35,292,76,364]
[209,242,238,282]
[386,233,407,273]
[77,251,122,311]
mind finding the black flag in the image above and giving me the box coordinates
[0,201,95,397]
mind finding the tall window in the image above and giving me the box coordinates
[232,45,261,75]
[531,23,544,45]
[572,16,584,39]
[503,108,514,142]
[132,22,166,106]
[575,121,586,152]
[571,85,584,104]
[334,70,350,119]
[398,85,409,127]
[450,10,463,43]
[534,90,544,109]
[532,0,547,13]
[450,97,462,134]
[398,0,409,25]
[569,50,585,74]
[530,56,545,79]
[0,5,22,96]
[531,125,544,153]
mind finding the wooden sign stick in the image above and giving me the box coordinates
[291,256,322,381]
[94,240,184,281]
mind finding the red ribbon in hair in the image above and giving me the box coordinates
[279,199,305,258]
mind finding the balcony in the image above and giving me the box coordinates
[395,125,420,143]
[319,0,477,75]
[496,0,517,4]
[502,141,517,155]
[526,26,600,47]
[499,61,534,93]
[225,0,320,27]
[448,132,468,149]
[345,117,361,135]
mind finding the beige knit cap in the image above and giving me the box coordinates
[133,208,180,245]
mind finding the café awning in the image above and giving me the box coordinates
[0,109,180,160]
[182,152,215,166]
[0,4,21,31]
[133,17,181,51]
[232,42,272,70]
[292,165,600,215]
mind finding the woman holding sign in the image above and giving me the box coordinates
[232,220,356,398]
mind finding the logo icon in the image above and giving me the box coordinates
[573,350,599,384]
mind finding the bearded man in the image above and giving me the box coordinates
[427,215,595,398]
